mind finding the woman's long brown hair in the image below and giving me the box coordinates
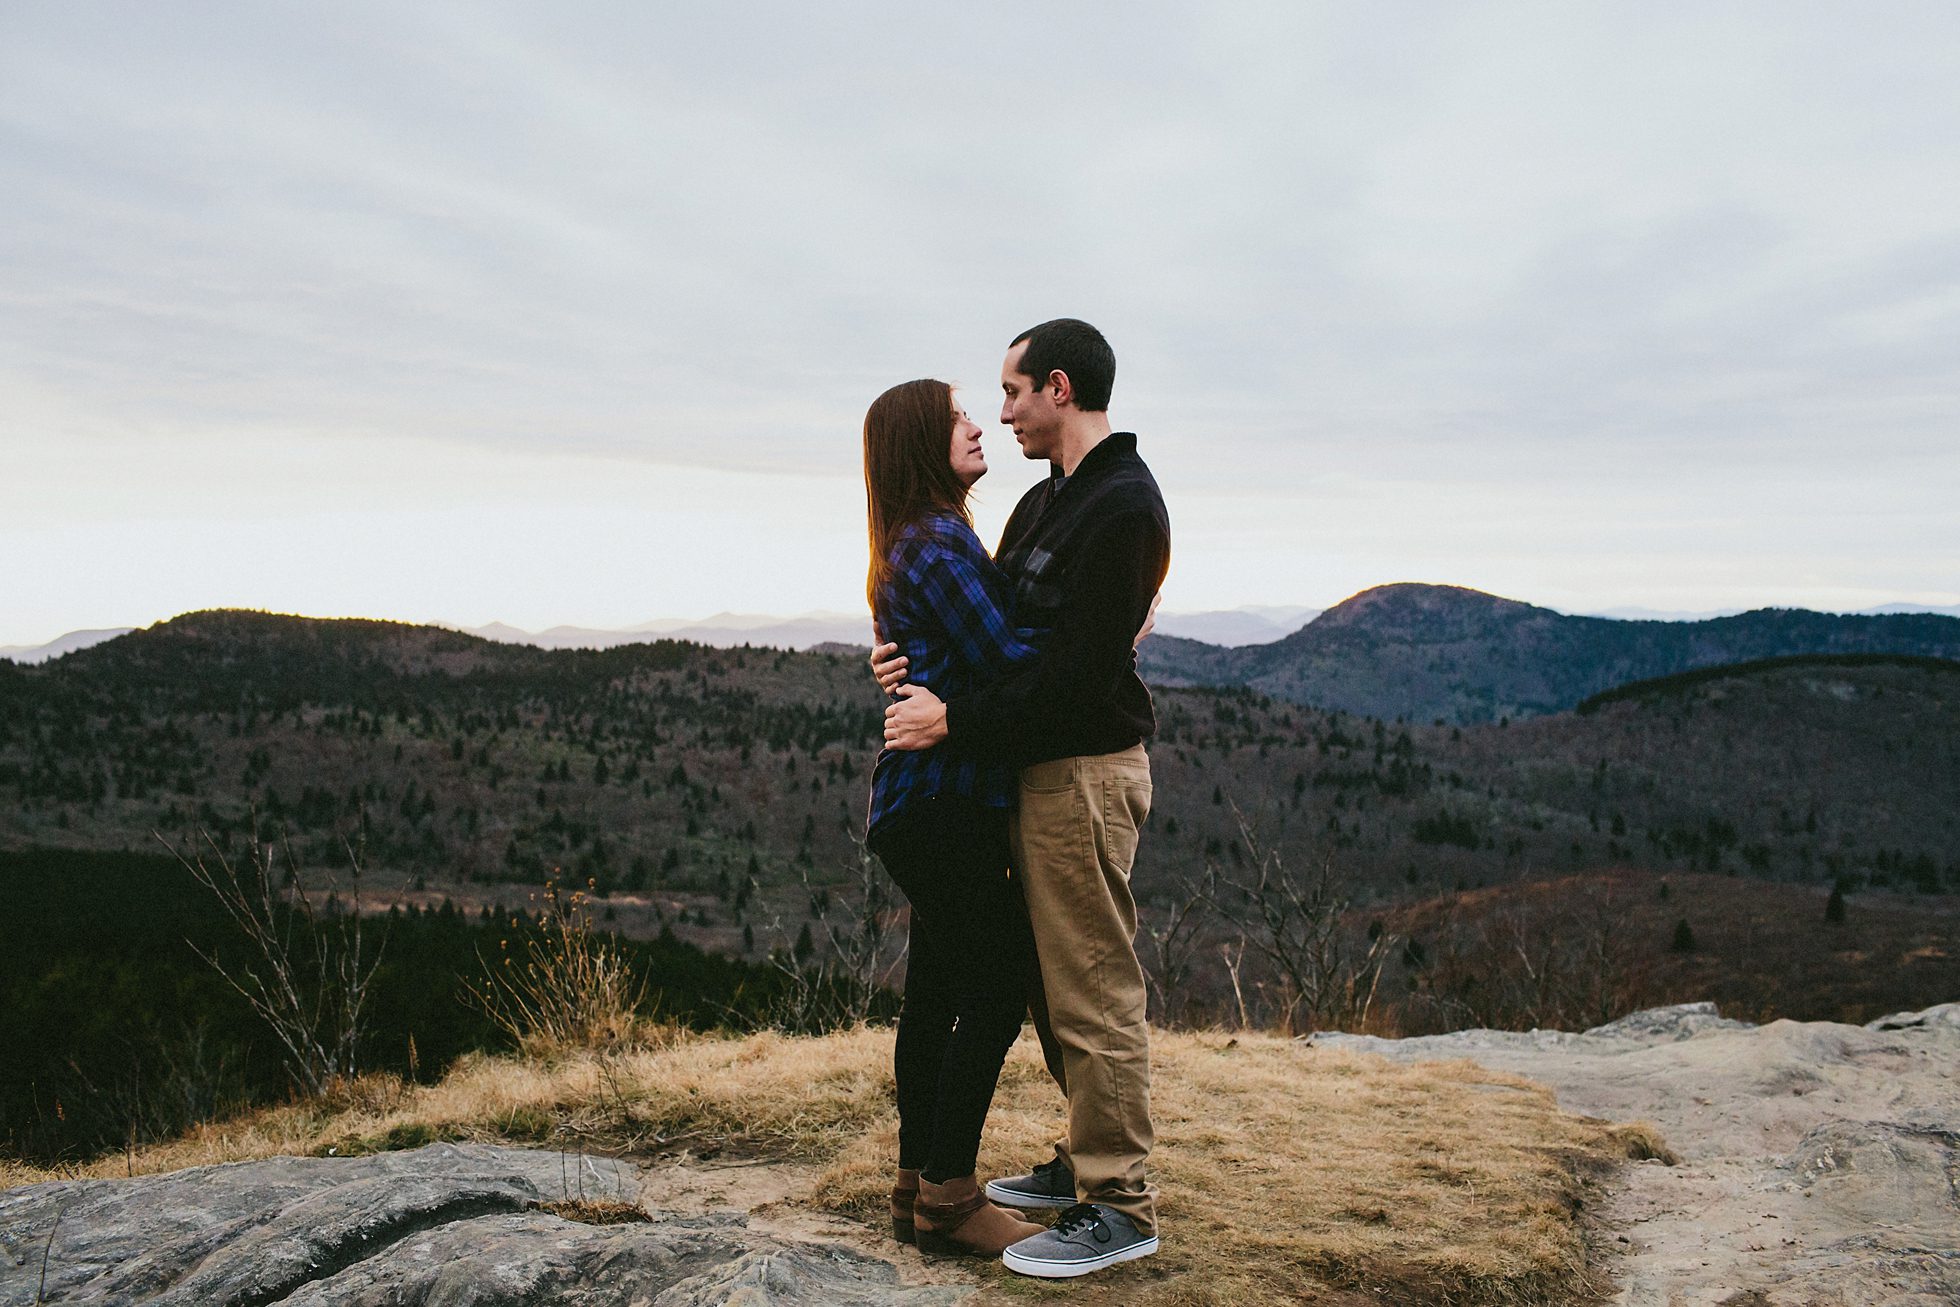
[863,378,970,611]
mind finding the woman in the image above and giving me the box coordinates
[862,378,1044,1258]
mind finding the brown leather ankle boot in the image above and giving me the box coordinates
[914,1175,1043,1258]
[890,1167,920,1244]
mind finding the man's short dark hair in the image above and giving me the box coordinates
[1009,318,1115,412]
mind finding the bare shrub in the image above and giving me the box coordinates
[1203,804,1396,1034]
[61,1018,253,1163]
[1397,881,1647,1034]
[1141,865,1215,1025]
[467,875,649,1057]
[761,837,905,1033]
[164,826,383,1097]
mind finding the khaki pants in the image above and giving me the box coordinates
[1009,744,1157,1235]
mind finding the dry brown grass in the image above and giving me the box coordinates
[534,1197,650,1225]
[822,1036,1664,1306]
[464,876,650,1058]
[0,1026,1664,1305]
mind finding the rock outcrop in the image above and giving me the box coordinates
[0,1143,968,1306]
[1318,1001,1960,1306]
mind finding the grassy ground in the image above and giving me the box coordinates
[1,1026,1667,1305]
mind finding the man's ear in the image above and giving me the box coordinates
[1047,369,1074,408]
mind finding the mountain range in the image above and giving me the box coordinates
[0,628,139,665]
[1137,583,1960,723]
[8,586,1958,732]
[0,606,1319,662]
[6,594,1956,667]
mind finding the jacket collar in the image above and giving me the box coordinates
[1050,431,1137,486]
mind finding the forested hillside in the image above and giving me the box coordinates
[3,612,1954,950]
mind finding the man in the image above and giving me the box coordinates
[878,317,1170,1278]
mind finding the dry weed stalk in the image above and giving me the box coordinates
[1221,937,1251,1030]
[163,825,383,1098]
[36,1204,61,1304]
[466,875,648,1057]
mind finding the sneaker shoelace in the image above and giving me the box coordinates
[1049,1203,1108,1239]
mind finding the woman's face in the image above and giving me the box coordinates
[948,400,987,486]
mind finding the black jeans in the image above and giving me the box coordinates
[869,795,1033,1184]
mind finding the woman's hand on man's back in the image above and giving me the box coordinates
[1135,592,1161,648]
[870,642,909,696]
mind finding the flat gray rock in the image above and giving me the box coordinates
[1313,1000,1755,1060]
[1318,1002,1960,1305]
[0,1143,968,1306]
[1865,1000,1960,1033]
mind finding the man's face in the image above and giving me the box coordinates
[1000,341,1062,462]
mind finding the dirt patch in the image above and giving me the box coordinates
[639,1151,980,1296]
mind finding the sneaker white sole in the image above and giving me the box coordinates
[983,1180,1074,1209]
[1001,1235,1159,1278]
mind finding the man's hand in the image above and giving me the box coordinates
[869,641,909,696]
[1135,591,1162,648]
[883,684,948,751]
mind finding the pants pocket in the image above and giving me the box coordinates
[1097,779,1152,879]
[1020,755,1079,797]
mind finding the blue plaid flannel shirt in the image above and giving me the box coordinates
[867,512,1038,838]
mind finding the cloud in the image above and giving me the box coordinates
[1,1,1955,641]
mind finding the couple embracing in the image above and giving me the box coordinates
[861,318,1170,1279]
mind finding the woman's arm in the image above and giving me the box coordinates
[909,539,1037,677]
[872,588,1155,695]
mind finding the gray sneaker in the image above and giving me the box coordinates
[1001,1202,1159,1278]
[984,1157,1075,1209]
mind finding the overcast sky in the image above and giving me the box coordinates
[3,2,1956,646]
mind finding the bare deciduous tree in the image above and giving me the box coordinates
[163,825,383,1098]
